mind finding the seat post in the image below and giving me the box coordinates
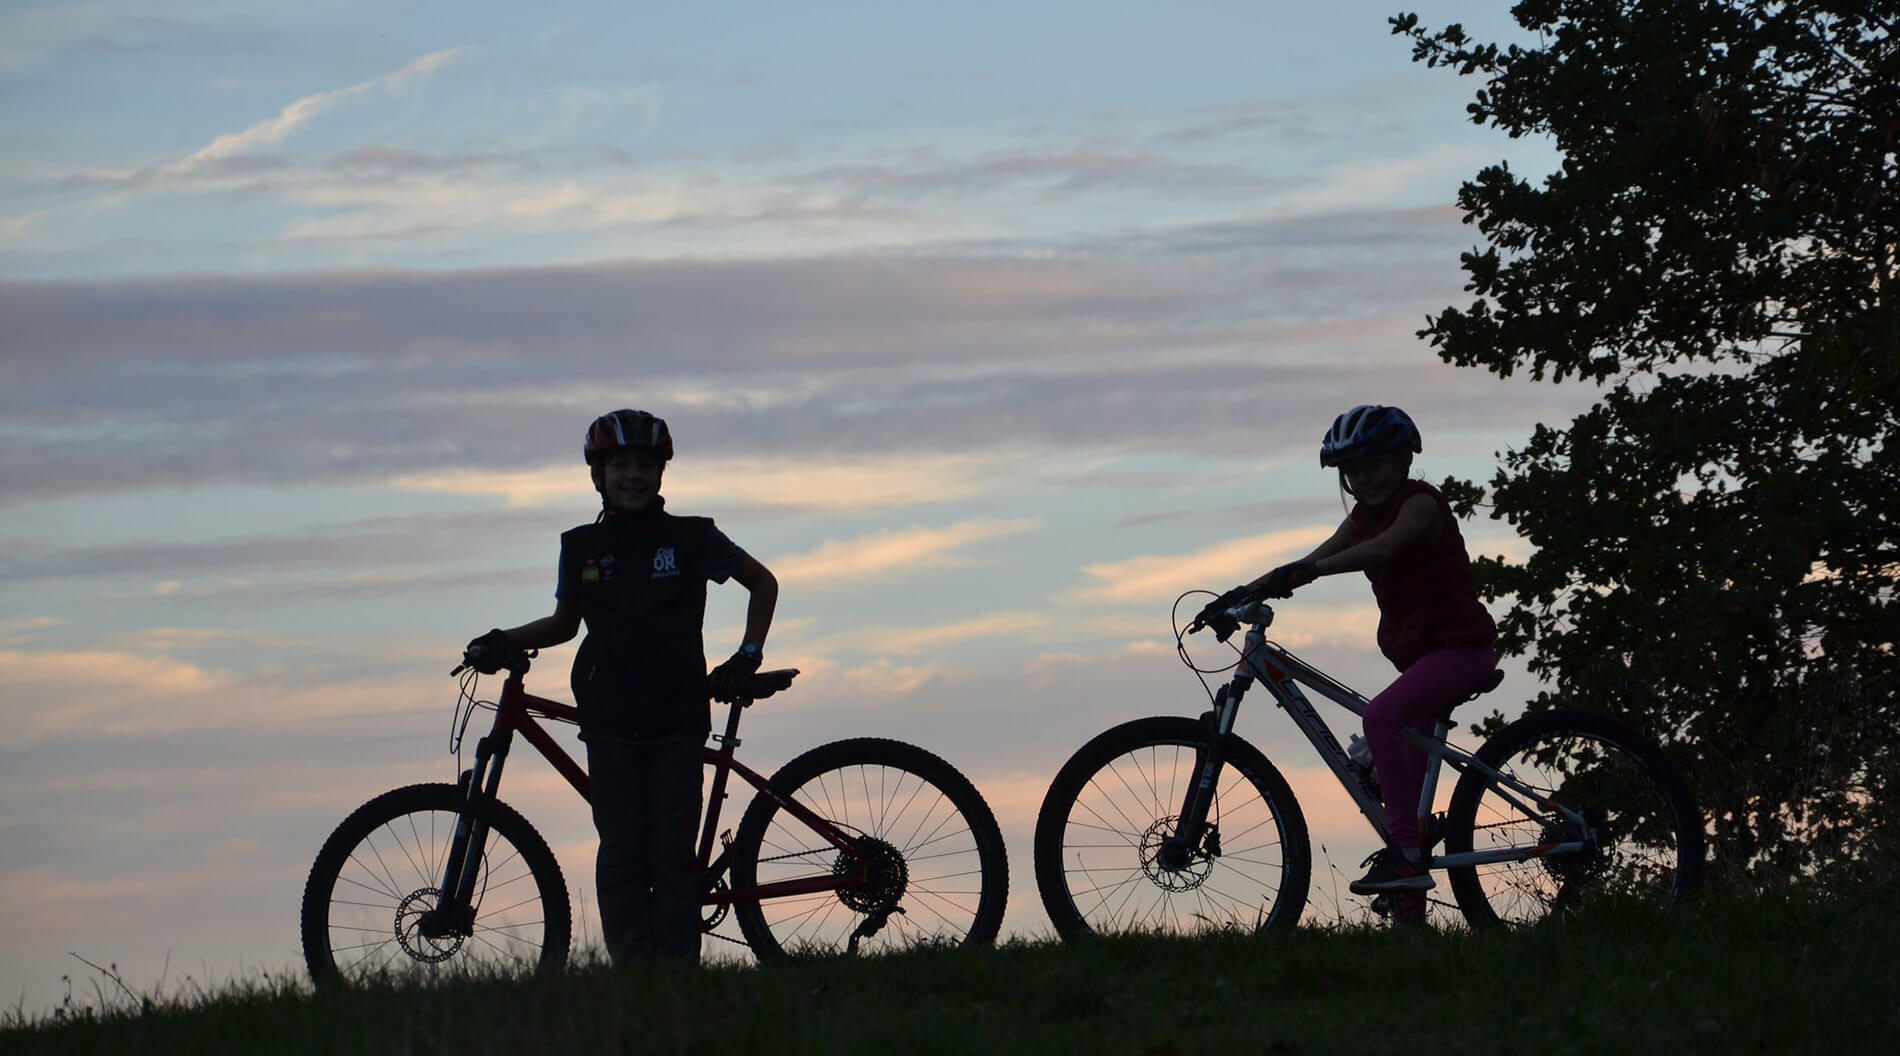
[714,697,745,748]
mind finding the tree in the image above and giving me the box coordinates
[1393,0,1899,884]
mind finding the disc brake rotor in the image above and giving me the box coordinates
[395,889,465,963]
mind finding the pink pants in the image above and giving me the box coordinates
[1364,645,1499,852]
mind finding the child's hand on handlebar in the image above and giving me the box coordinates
[464,628,512,674]
[1191,584,1254,630]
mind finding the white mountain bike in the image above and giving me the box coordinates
[1033,593,1704,934]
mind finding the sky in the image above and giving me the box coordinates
[0,0,1597,1014]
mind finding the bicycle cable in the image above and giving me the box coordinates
[450,667,497,769]
[1172,589,1248,711]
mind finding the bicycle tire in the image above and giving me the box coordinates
[1034,716,1311,939]
[301,782,571,983]
[729,738,1008,957]
[1444,709,1704,928]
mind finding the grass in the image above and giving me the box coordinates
[9,887,1898,1055]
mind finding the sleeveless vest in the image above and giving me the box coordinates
[561,508,713,738]
[1347,479,1496,671]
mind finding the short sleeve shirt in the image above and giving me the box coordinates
[558,524,746,599]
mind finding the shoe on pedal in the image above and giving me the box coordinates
[1350,849,1434,895]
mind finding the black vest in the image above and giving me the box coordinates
[561,509,713,738]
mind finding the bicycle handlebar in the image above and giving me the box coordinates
[1185,595,1275,643]
[452,643,535,678]
[450,646,801,704]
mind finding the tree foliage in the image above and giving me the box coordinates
[1394,0,1899,882]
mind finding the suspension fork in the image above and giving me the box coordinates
[1164,671,1251,867]
[431,724,514,933]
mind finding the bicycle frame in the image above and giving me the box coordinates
[1177,610,1591,872]
[433,666,874,929]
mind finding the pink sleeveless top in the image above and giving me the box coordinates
[1347,479,1496,670]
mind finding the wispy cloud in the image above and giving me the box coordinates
[2,251,1591,505]
[772,519,1040,585]
[388,453,1018,512]
[808,610,1051,656]
[1068,526,1337,605]
[1,648,232,742]
[156,48,467,186]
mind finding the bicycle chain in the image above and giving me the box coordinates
[701,840,873,950]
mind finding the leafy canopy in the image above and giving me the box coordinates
[1394,0,1899,882]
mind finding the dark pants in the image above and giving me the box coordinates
[585,733,704,963]
[1364,645,1498,924]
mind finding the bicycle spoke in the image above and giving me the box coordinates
[1036,720,1308,938]
[732,741,1005,956]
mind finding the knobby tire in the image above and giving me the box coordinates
[729,738,1008,957]
[301,782,571,983]
[1034,716,1311,939]
[1444,709,1704,927]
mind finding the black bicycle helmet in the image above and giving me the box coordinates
[1319,405,1421,467]
[584,408,673,464]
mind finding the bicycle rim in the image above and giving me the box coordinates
[1035,717,1310,938]
[730,738,1007,956]
[302,783,570,982]
[1446,711,1703,927]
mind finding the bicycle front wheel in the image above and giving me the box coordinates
[1445,709,1704,927]
[1034,717,1310,939]
[301,782,571,983]
[729,738,1008,957]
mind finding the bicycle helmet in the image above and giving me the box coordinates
[1319,405,1421,467]
[584,409,673,465]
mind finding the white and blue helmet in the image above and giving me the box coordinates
[1320,405,1421,467]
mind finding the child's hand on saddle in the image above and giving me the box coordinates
[709,646,763,702]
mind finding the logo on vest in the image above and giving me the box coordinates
[581,554,617,584]
[652,547,680,578]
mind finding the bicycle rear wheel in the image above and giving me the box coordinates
[1444,709,1703,927]
[729,738,1008,957]
[1034,717,1310,939]
[301,782,571,983]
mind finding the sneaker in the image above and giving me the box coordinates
[1350,849,1435,895]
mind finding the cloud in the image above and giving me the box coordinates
[771,519,1040,585]
[0,648,233,742]
[811,610,1051,656]
[0,245,1600,507]
[0,507,555,585]
[1068,525,1338,605]
[156,48,467,186]
[387,453,1018,512]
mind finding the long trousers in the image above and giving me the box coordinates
[585,733,704,963]
[1364,645,1497,923]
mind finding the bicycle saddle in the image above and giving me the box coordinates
[1439,669,1504,719]
[744,668,800,700]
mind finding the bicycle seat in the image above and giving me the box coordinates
[744,668,799,701]
[1436,668,1504,720]
[1467,668,1505,702]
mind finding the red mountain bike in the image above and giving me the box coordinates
[301,647,1008,982]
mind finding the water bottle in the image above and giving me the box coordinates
[1347,734,1379,790]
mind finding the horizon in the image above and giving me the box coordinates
[0,0,1585,1013]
